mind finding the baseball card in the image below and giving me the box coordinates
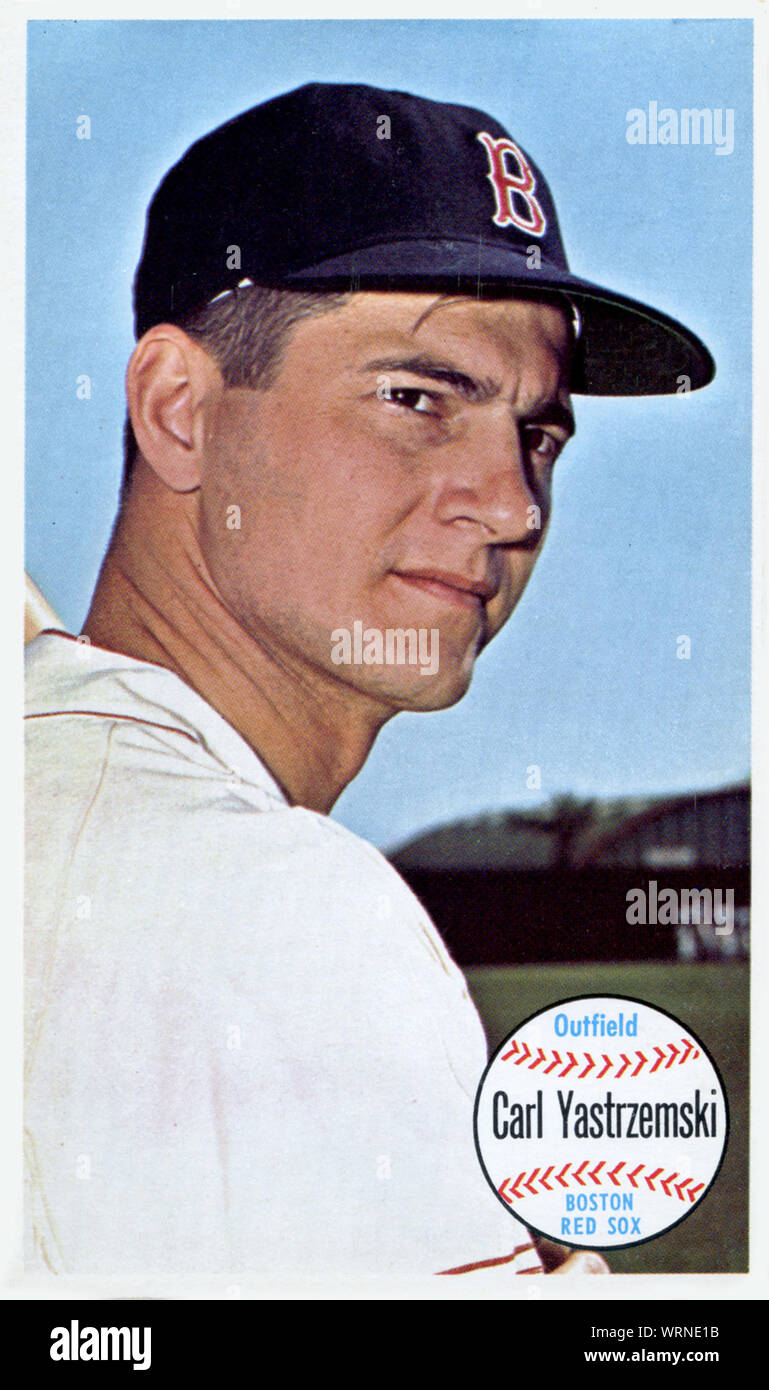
[4,0,766,1344]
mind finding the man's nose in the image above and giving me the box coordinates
[432,411,546,545]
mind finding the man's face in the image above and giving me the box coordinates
[197,291,574,713]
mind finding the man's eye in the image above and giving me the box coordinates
[525,427,561,465]
[386,387,436,415]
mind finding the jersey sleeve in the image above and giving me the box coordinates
[25,724,541,1287]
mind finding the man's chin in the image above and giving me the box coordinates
[395,680,473,713]
[325,624,482,711]
[369,662,476,714]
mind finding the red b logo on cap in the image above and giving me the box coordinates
[476,132,547,236]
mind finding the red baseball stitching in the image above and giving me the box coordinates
[498,1166,705,1204]
[500,1037,699,1078]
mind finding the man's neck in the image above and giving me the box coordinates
[83,472,391,812]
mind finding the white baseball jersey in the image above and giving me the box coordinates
[24,632,542,1290]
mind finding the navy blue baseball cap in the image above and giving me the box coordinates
[133,82,715,396]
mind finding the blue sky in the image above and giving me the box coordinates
[25,17,752,849]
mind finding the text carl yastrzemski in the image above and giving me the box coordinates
[492,1087,720,1141]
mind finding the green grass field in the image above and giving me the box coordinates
[465,961,749,1274]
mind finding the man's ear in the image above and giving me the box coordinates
[125,326,222,492]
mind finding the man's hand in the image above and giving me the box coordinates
[550,1250,609,1274]
[534,1236,609,1274]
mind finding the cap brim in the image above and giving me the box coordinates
[280,240,715,396]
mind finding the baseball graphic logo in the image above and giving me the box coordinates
[474,995,728,1250]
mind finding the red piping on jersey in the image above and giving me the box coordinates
[24,710,200,746]
[436,1244,539,1275]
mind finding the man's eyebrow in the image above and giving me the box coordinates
[361,354,575,435]
[527,400,576,440]
[361,355,498,403]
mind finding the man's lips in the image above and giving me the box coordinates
[390,568,498,611]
